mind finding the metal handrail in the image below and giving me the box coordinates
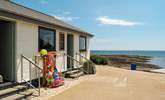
[64,53,83,64]
[21,54,42,96]
[22,79,40,92]
[64,53,83,72]
[76,53,93,74]
[21,55,42,70]
[76,53,91,62]
[63,53,86,78]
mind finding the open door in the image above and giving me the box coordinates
[67,34,74,69]
[0,20,15,82]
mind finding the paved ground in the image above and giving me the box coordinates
[49,65,165,100]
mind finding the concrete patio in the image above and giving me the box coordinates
[49,65,165,100]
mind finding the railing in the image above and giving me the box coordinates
[57,53,85,78]
[64,53,83,70]
[21,55,42,96]
[76,53,92,74]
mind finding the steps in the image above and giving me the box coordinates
[0,82,18,90]
[1,91,32,100]
[65,68,84,78]
[0,83,33,100]
[69,71,84,78]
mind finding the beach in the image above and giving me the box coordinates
[91,50,165,72]
[49,65,165,100]
[101,55,161,72]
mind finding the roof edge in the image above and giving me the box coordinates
[5,0,94,37]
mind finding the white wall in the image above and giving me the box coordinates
[79,35,91,62]
[73,33,91,67]
[16,20,39,82]
[55,31,92,69]
[73,33,80,68]
[56,30,67,72]
[86,36,91,59]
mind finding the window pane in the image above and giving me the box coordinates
[59,33,65,50]
[39,27,56,51]
[79,36,86,51]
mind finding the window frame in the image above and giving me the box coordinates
[59,32,65,51]
[38,26,56,51]
[79,35,87,51]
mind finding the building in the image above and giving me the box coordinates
[0,0,93,83]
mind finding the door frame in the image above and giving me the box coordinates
[11,21,16,82]
[67,34,74,69]
[0,17,16,82]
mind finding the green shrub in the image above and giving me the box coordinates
[90,55,108,65]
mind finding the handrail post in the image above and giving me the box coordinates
[29,62,32,85]
[21,55,23,82]
[70,57,72,70]
[88,61,90,74]
[38,69,41,96]
[75,53,78,78]
[63,53,65,71]
[75,53,77,68]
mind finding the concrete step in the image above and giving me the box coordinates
[0,82,18,90]
[65,69,81,75]
[0,85,27,98]
[69,71,84,78]
[1,90,33,100]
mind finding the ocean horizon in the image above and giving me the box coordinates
[91,50,165,68]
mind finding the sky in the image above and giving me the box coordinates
[13,0,165,50]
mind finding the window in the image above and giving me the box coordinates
[79,36,86,51]
[59,32,65,50]
[39,27,56,51]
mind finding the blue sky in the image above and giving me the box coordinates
[13,0,165,50]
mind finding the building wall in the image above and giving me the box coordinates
[55,30,91,70]
[79,35,91,63]
[86,36,91,59]
[16,20,39,82]
[16,22,91,82]
[73,33,80,68]
[0,15,91,82]
[55,30,67,72]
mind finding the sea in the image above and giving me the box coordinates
[91,50,165,68]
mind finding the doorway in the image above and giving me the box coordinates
[67,34,74,69]
[0,19,16,82]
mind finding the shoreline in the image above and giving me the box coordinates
[94,54,161,72]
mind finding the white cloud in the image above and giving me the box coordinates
[53,15,79,22]
[96,16,141,26]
